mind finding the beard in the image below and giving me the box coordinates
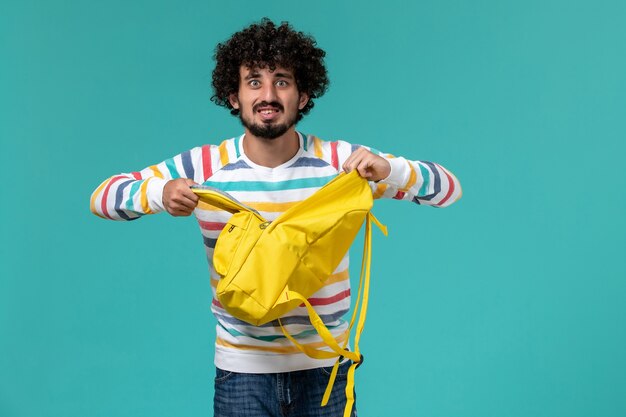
[238,102,298,140]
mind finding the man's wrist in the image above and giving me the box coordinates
[379,157,408,187]
[147,177,169,212]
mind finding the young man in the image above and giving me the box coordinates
[90,18,461,417]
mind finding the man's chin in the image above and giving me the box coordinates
[244,121,293,140]
[253,127,288,140]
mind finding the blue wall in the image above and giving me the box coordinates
[1,1,625,416]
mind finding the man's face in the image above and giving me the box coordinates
[229,66,309,139]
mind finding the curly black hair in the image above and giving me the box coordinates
[211,18,329,122]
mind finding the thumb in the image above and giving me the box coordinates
[183,178,198,186]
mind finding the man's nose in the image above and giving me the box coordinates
[260,83,278,102]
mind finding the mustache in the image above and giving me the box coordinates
[253,101,284,112]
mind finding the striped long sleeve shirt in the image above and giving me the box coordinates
[90,132,462,373]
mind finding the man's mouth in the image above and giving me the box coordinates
[256,104,282,121]
[255,102,282,121]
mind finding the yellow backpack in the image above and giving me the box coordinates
[192,170,386,417]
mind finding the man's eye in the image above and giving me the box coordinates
[276,80,288,87]
[249,80,260,87]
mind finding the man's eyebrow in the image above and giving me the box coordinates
[274,72,294,79]
[244,72,261,80]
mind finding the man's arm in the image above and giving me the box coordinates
[313,137,462,208]
[90,144,219,220]
[372,152,462,207]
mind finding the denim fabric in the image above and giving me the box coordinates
[213,361,357,417]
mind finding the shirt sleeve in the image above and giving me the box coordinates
[326,138,462,208]
[89,144,219,220]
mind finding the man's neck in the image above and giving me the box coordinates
[242,128,300,168]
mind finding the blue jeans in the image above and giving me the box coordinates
[213,361,357,417]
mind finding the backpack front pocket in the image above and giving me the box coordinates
[212,211,256,278]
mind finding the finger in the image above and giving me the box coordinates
[174,194,199,210]
[166,206,186,217]
[343,147,369,173]
[343,154,361,173]
[342,149,360,172]
[179,187,200,203]
[172,201,196,215]
[171,208,193,217]
[357,160,373,178]
[342,158,354,173]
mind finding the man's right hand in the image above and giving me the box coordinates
[162,178,199,216]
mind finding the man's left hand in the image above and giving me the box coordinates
[342,147,391,181]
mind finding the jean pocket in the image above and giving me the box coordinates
[319,360,352,378]
[215,367,235,384]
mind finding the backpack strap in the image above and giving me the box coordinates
[279,212,387,417]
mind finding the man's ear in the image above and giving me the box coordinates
[298,92,309,110]
[229,93,240,110]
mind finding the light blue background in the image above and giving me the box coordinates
[1,1,625,416]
